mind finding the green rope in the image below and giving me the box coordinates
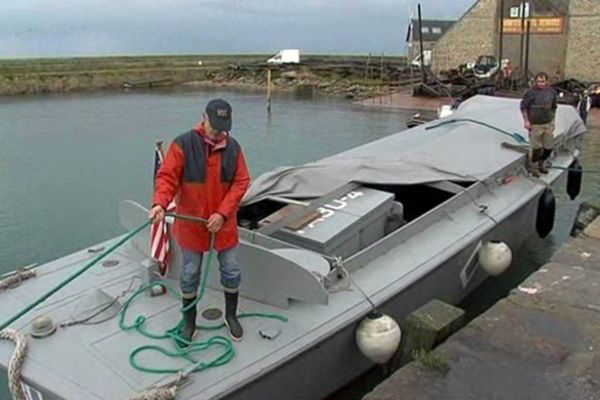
[2,212,288,377]
[0,221,151,332]
[119,218,288,376]
[426,118,529,144]
[548,165,600,173]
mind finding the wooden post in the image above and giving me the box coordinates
[267,68,272,114]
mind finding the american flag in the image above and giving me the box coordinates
[150,142,173,276]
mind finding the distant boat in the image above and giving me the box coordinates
[0,95,585,400]
[122,78,174,90]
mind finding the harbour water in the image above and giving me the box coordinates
[0,89,598,399]
[0,89,409,275]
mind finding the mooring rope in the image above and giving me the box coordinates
[426,118,529,144]
[0,269,37,291]
[0,329,28,400]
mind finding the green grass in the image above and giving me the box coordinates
[0,54,407,75]
[412,348,451,375]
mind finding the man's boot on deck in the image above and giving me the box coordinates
[178,296,197,347]
[539,148,552,174]
[529,148,542,177]
[224,290,243,341]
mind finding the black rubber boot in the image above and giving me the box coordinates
[539,148,552,174]
[177,297,197,347]
[224,291,243,341]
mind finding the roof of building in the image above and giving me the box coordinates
[410,19,456,42]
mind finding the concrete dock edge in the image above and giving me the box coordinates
[363,217,600,400]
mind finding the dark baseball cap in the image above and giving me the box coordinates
[205,98,232,132]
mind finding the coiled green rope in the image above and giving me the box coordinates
[119,218,287,375]
[1,216,287,377]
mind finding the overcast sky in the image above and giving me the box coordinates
[0,0,476,58]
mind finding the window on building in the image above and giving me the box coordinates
[421,27,430,34]
[432,27,442,34]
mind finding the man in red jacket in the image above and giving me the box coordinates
[149,99,251,343]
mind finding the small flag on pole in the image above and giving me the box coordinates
[150,142,173,276]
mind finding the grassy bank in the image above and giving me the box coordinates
[0,54,410,98]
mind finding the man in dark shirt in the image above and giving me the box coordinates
[520,72,557,176]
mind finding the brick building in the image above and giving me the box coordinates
[430,0,600,82]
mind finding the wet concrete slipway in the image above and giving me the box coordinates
[360,108,600,400]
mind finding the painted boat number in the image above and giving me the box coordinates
[296,191,363,234]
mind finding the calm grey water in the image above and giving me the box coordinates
[0,89,409,274]
[0,89,598,399]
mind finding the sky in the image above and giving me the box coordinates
[0,0,477,58]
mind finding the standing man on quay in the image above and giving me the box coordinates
[149,98,251,343]
[520,72,558,177]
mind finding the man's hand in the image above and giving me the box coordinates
[207,213,225,233]
[524,121,532,131]
[148,205,165,224]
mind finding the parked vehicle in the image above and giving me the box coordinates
[473,55,499,79]
[410,50,432,68]
[267,49,300,64]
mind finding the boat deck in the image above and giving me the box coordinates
[0,162,569,400]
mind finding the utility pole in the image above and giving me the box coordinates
[417,3,425,82]
[498,0,505,67]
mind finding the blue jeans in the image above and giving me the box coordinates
[180,246,241,296]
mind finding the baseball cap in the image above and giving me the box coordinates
[205,99,232,133]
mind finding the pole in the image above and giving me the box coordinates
[417,3,426,82]
[266,68,272,114]
[498,0,505,68]
[524,19,531,82]
[519,2,526,81]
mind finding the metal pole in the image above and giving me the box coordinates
[519,2,526,81]
[524,19,531,82]
[417,3,425,82]
[498,0,505,67]
[266,68,272,114]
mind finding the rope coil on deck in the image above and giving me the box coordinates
[0,328,28,400]
[0,269,37,291]
[128,373,184,400]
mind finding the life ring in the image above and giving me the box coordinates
[536,188,556,238]
[566,159,582,200]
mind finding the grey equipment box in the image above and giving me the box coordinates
[269,187,397,259]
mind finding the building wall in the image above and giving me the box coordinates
[565,0,600,81]
[501,0,569,79]
[431,0,498,72]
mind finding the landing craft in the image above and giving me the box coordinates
[0,96,586,400]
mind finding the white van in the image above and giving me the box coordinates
[267,49,300,64]
[410,50,431,68]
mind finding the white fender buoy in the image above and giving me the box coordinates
[478,241,512,276]
[355,311,401,364]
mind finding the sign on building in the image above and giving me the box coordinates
[502,17,565,34]
[509,2,530,18]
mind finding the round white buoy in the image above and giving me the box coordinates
[355,311,401,364]
[478,241,512,276]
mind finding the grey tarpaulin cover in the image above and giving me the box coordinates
[242,95,586,205]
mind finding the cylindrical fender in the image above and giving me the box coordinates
[566,159,582,201]
[536,188,556,238]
